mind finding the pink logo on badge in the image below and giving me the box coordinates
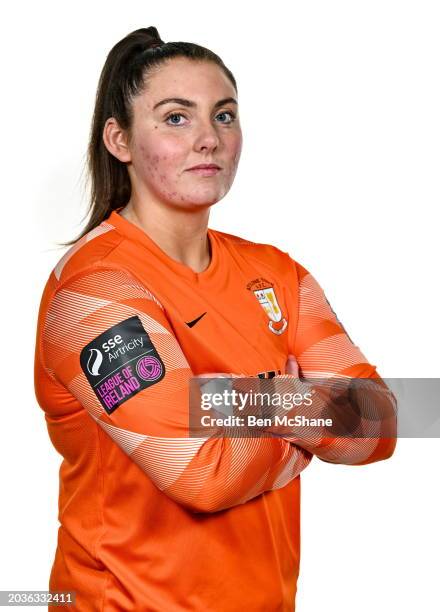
[136,356,163,381]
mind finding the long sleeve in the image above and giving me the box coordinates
[39,265,313,513]
[264,258,397,465]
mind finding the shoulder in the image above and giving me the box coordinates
[38,220,166,322]
[211,227,288,262]
[211,227,301,277]
[37,218,146,319]
[51,218,124,285]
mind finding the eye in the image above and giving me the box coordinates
[216,110,236,124]
[164,110,237,126]
[165,112,188,126]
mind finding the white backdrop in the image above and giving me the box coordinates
[1,1,439,610]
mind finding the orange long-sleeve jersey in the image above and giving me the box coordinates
[34,207,393,611]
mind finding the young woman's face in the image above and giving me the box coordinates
[125,57,242,209]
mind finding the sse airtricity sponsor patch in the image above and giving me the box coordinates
[79,315,165,415]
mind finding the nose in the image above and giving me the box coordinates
[193,118,220,153]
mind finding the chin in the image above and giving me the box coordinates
[169,190,226,209]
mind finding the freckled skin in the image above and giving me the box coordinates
[123,57,243,212]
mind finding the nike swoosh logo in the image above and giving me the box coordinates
[186,312,207,328]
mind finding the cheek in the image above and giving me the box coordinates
[138,138,183,184]
[228,134,243,167]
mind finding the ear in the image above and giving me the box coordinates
[102,117,132,163]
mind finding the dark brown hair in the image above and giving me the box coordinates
[60,26,237,246]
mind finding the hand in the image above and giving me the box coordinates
[285,354,299,377]
[195,372,247,422]
[195,372,245,395]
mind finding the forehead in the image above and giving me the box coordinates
[137,57,235,108]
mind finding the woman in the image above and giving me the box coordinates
[34,27,396,611]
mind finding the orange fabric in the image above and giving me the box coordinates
[34,208,388,611]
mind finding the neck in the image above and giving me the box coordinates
[120,197,212,274]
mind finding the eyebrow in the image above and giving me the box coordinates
[153,97,238,110]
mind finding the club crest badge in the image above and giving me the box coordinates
[247,278,288,335]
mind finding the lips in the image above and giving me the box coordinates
[187,164,221,170]
[186,164,221,176]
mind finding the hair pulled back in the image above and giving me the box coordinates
[63,27,237,246]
